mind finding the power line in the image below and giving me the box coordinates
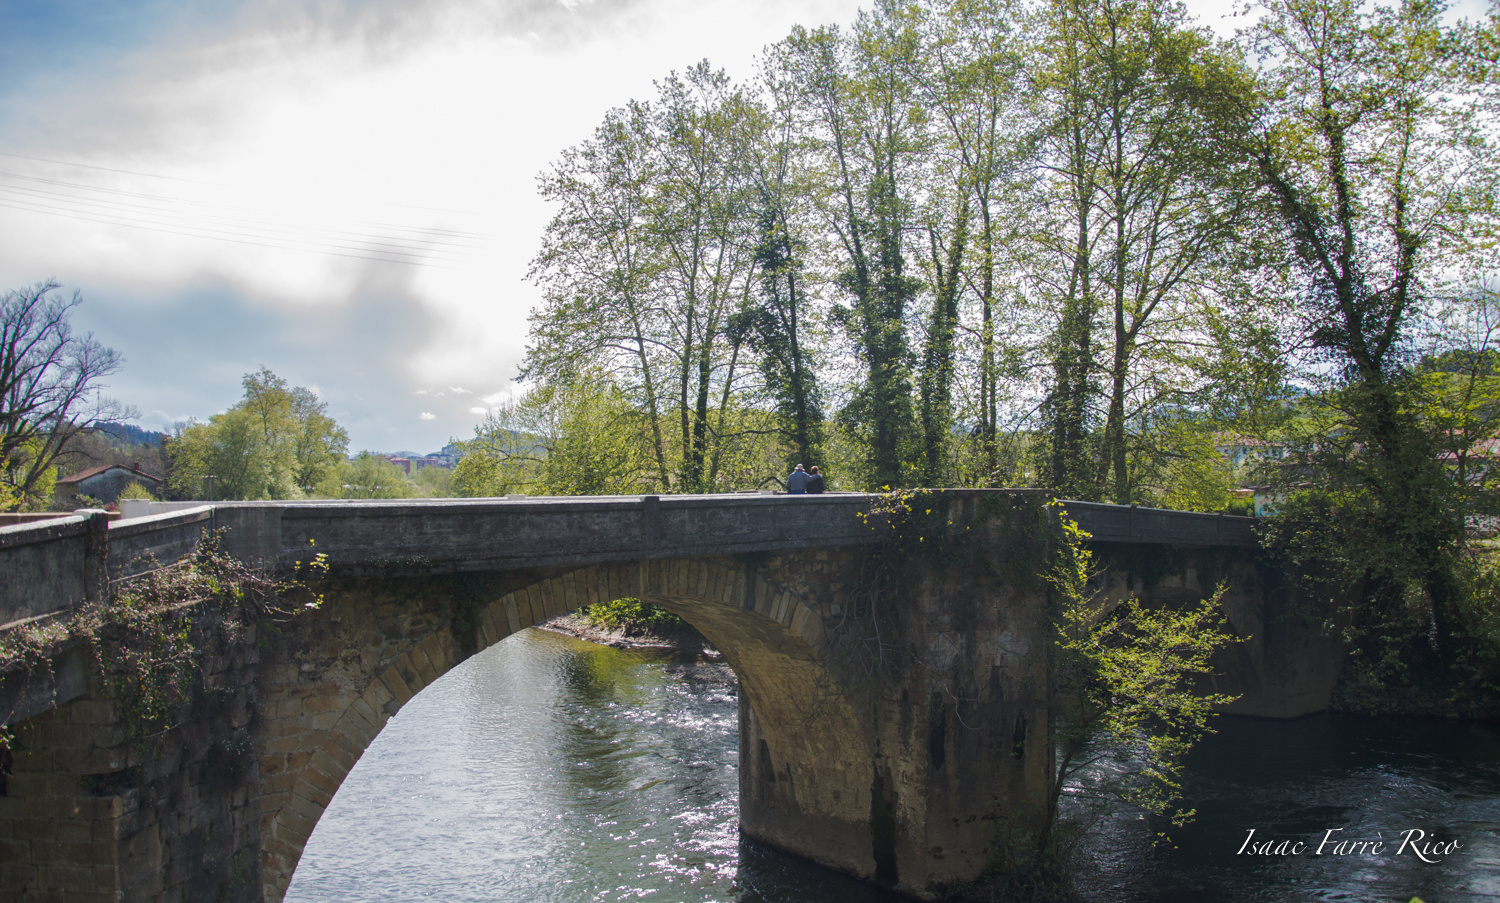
[0,178,475,261]
[0,153,490,268]
[0,151,211,183]
[0,197,458,269]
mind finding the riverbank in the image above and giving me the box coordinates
[537,612,725,661]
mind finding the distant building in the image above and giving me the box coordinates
[371,452,456,473]
[1217,436,1288,468]
[55,463,163,506]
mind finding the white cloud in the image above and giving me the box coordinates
[419,411,436,420]
[0,0,864,451]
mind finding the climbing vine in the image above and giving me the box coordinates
[1037,501,1237,856]
[822,489,1023,708]
[0,530,326,747]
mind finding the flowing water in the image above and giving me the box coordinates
[285,629,1500,903]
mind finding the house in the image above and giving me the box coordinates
[55,462,164,506]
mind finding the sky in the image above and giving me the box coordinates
[0,0,1476,454]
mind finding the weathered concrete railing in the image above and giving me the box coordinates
[0,506,215,630]
[0,506,215,726]
[1061,499,1258,547]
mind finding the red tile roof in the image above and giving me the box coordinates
[57,463,163,485]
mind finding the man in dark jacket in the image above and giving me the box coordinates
[805,465,825,494]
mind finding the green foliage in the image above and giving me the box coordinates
[411,464,455,497]
[12,438,57,511]
[116,480,156,502]
[170,368,349,500]
[733,195,825,473]
[0,531,324,746]
[1036,503,1237,863]
[454,375,654,497]
[325,452,417,499]
[581,598,686,633]
[1135,423,1238,513]
[527,63,767,494]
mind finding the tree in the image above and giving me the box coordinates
[454,375,655,498]
[0,281,130,510]
[1027,0,1263,503]
[773,10,925,489]
[411,464,455,498]
[169,368,348,500]
[1036,506,1236,870]
[915,0,1028,487]
[527,65,764,493]
[1244,0,1500,651]
[330,453,416,500]
[732,197,826,472]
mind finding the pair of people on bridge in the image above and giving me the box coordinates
[786,463,825,495]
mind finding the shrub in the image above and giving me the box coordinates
[581,598,685,633]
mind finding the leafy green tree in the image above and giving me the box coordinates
[733,56,832,476]
[328,453,416,499]
[170,407,266,500]
[1027,0,1264,503]
[454,375,655,497]
[169,369,348,500]
[914,0,1028,487]
[411,464,455,498]
[527,64,764,494]
[1137,420,1238,512]
[1036,507,1236,869]
[731,197,825,472]
[1244,0,1500,653]
[772,10,924,489]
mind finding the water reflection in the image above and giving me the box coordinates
[286,630,1499,903]
[285,628,905,903]
[1074,714,1500,903]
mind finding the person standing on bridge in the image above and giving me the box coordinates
[805,465,825,494]
[786,463,810,494]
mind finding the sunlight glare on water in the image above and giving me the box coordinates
[285,628,1500,903]
[283,628,902,903]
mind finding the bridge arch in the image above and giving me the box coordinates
[257,553,873,903]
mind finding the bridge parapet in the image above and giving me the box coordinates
[257,492,887,574]
[0,506,214,630]
[1061,499,1257,546]
[0,492,1259,633]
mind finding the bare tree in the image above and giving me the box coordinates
[0,281,130,509]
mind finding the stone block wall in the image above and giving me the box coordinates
[0,639,263,903]
[254,575,480,901]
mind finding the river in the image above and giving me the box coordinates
[284,629,1500,903]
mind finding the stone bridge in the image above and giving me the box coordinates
[0,491,1336,902]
